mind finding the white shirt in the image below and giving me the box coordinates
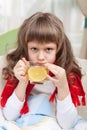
[2,80,78,129]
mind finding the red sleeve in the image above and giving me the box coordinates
[68,72,86,106]
[0,75,18,107]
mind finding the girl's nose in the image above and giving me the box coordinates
[38,51,45,60]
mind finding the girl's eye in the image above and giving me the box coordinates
[46,48,53,52]
[31,48,37,51]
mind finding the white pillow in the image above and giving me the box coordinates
[0,55,7,92]
[76,58,87,120]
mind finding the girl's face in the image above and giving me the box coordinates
[28,41,57,65]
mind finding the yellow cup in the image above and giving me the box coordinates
[28,63,48,83]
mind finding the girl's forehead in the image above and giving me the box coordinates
[28,41,57,47]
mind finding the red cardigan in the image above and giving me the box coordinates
[0,72,86,115]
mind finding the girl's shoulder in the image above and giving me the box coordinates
[68,72,81,86]
[68,72,86,106]
[0,75,18,107]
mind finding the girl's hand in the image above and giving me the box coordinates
[44,63,67,88]
[13,57,29,83]
[13,58,29,101]
[44,63,69,100]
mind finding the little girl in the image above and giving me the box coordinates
[0,12,87,130]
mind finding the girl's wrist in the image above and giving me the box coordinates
[15,81,28,101]
[56,86,69,101]
[18,80,28,87]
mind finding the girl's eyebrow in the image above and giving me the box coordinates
[28,44,37,47]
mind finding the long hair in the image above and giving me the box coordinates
[2,12,81,79]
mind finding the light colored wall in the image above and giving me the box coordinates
[0,0,84,57]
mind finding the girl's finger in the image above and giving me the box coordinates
[45,63,60,76]
[46,74,59,84]
[22,57,29,66]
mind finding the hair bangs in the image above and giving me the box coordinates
[25,18,58,44]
